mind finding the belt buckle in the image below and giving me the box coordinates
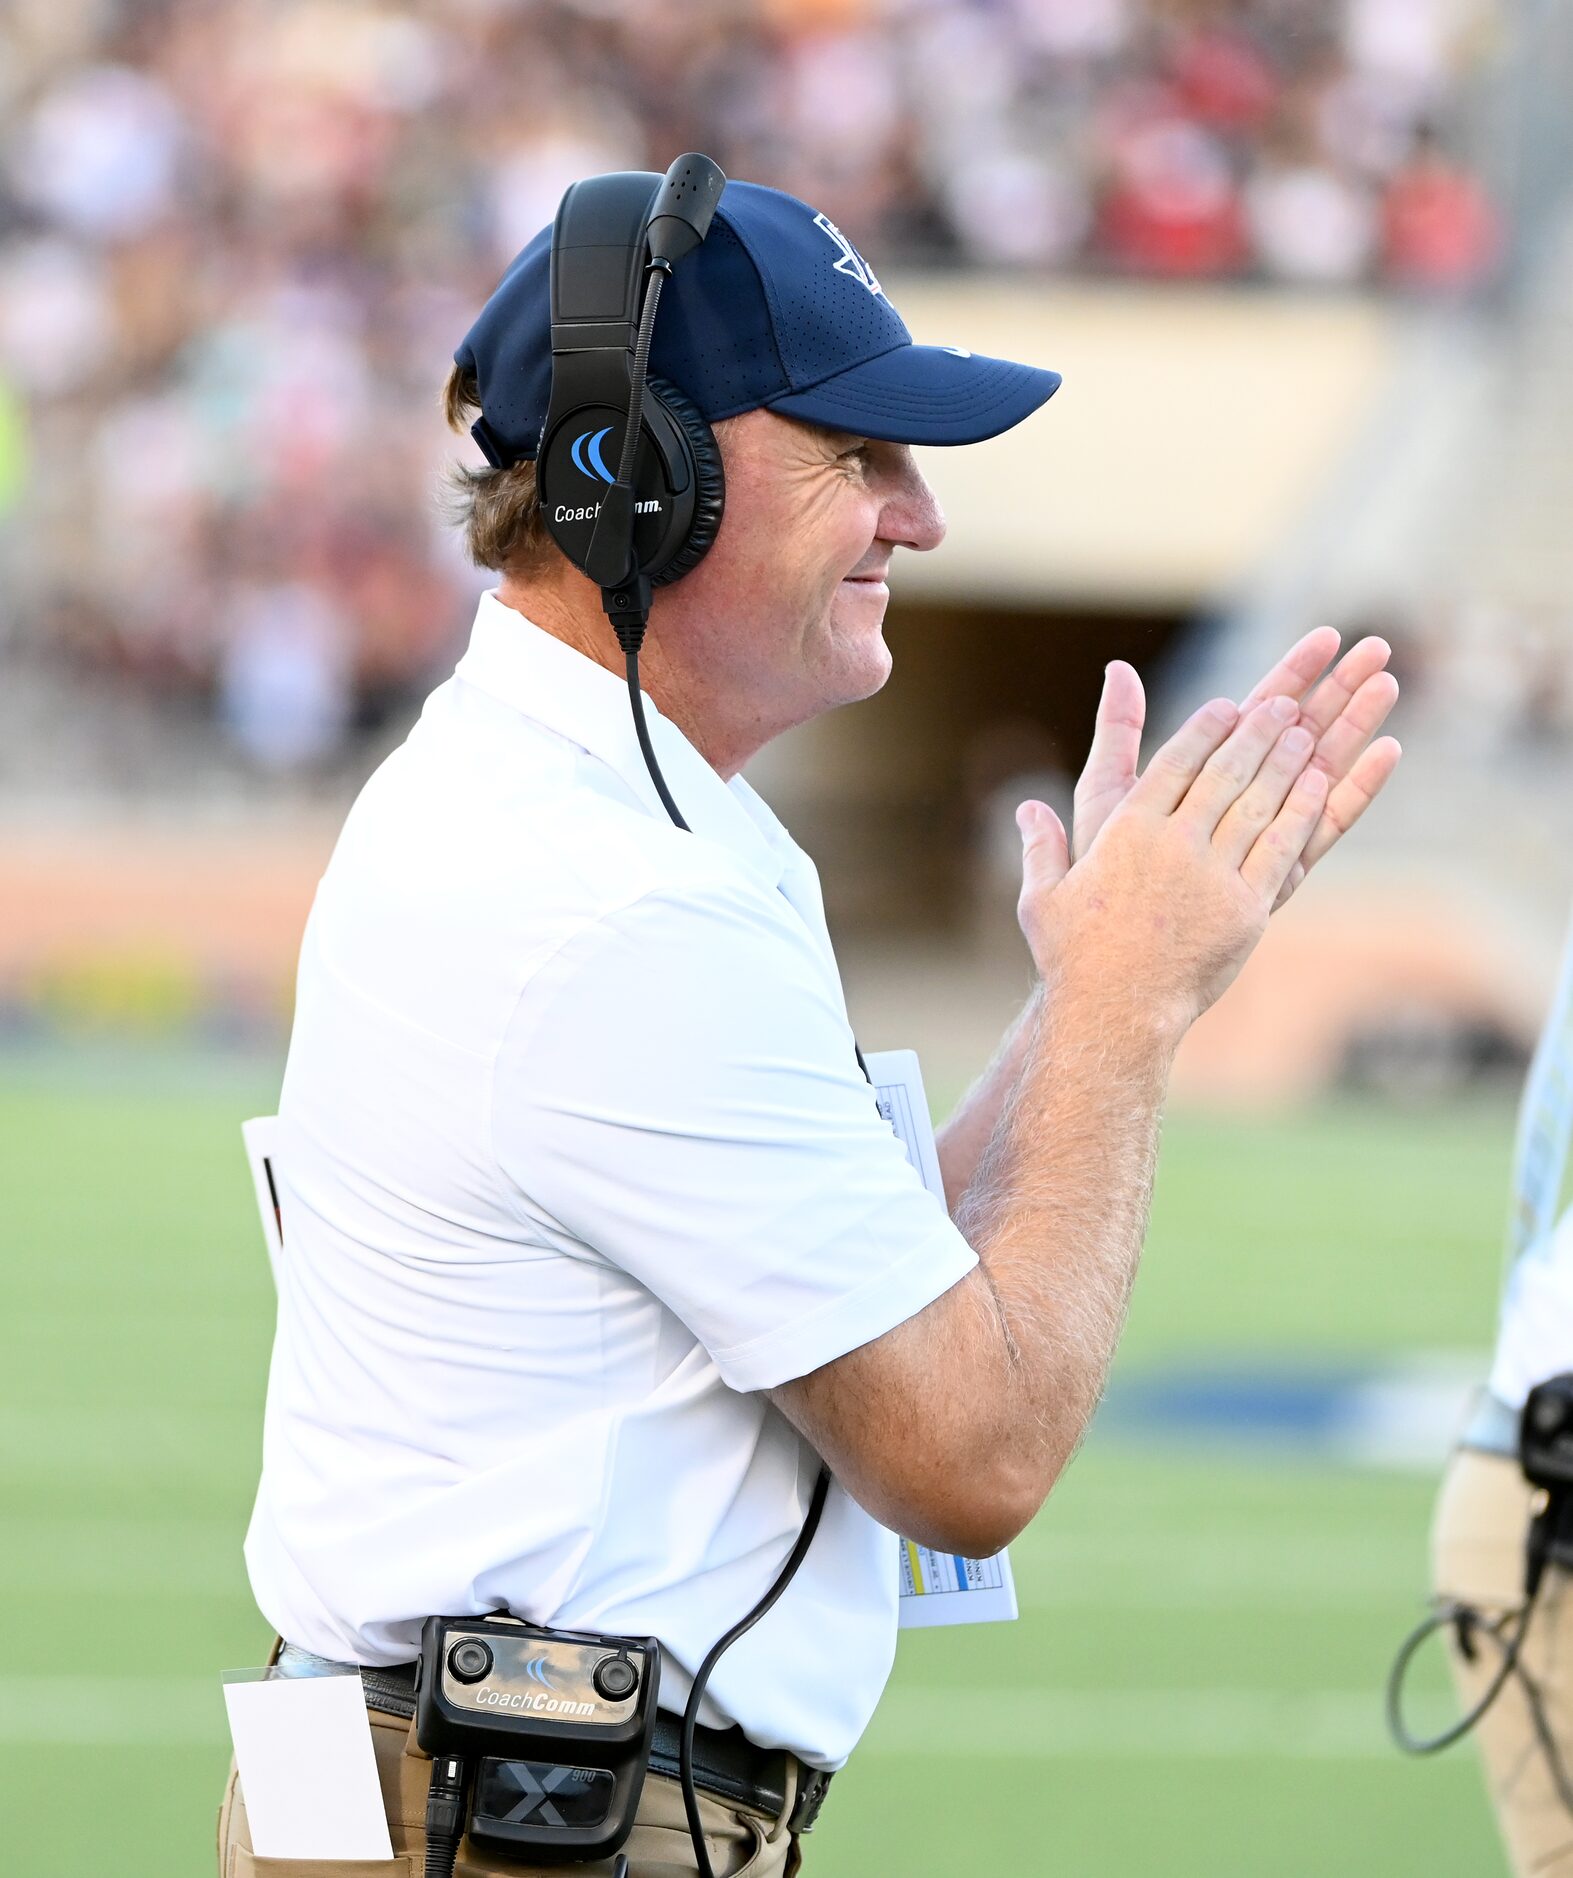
[788,1763,832,1834]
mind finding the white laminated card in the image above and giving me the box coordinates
[222,1670,394,1860]
[864,1050,1019,1630]
[897,1538,1019,1629]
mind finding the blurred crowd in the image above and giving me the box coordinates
[1417,599,1573,756]
[0,0,1505,771]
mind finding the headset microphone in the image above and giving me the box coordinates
[583,155,725,600]
[645,155,728,269]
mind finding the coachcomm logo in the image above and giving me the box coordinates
[467,1655,596,1717]
[557,423,663,524]
[571,426,616,483]
[473,1687,596,1717]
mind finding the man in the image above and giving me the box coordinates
[1430,909,1573,1875]
[219,175,1401,1876]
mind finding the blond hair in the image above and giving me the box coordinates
[438,364,557,576]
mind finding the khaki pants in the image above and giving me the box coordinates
[1433,1446,1573,1875]
[216,1700,804,1878]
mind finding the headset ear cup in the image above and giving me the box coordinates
[645,376,724,586]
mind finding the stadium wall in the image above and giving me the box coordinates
[9,280,1500,1102]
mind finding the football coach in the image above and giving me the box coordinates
[219,168,1401,1876]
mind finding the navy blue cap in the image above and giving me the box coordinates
[455,179,1061,462]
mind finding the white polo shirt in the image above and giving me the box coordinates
[1491,1213,1573,1408]
[244,588,977,1769]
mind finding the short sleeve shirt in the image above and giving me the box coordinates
[243,589,978,1768]
[1491,1212,1573,1408]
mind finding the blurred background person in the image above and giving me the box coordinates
[1426,905,1573,1878]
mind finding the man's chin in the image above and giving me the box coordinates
[803,597,895,709]
[833,635,894,706]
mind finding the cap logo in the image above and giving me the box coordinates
[570,426,615,483]
[812,212,884,300]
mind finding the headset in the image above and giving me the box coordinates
[528,152,731,832]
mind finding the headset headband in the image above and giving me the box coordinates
[546,172,661,426]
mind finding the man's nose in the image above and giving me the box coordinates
[882,455,946,554]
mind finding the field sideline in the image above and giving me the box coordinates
[0,1050,1514,1875]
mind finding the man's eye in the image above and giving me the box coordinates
[838,444,871,464]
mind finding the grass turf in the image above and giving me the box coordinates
[0,1051,1514,1875]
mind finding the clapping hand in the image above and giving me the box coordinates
[1064,626,1400,906]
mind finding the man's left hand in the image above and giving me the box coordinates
[1071,626,1401,908]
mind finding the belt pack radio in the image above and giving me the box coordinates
[415,1613,659,1869]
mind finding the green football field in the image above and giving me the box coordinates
[0,1047,1517,1875]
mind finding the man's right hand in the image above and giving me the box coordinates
[1017,694,1327,1042]
[770,665,1401,1560]
[770,693,1337,1556]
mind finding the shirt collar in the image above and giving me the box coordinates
[454,589,789,891]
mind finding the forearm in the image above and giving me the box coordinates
[776,678,1389,1558]
[955,969,1177,1516]
[935,983,1045,1213]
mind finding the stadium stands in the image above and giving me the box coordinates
[0,0,1506,780]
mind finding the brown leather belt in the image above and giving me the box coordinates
[350,1657,833,1835]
